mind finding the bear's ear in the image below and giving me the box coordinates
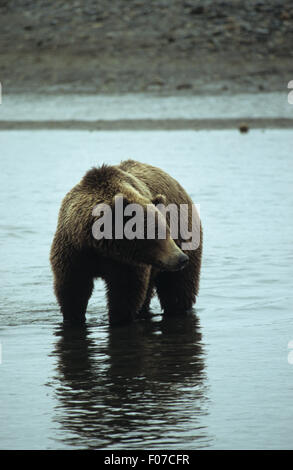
[152,194,166,206]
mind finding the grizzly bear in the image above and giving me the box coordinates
[50,160,202,326]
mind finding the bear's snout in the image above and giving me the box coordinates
[165,251,189,271]
[175,252,189,270]
[157,239,189,271]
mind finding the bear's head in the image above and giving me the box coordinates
[88,167,189,272]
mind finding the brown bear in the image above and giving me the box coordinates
[50,160,202,326]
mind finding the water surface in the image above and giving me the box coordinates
[0,129,292,449]
[0,92,291,121]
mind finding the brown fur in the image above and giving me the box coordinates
[50,160,202,326]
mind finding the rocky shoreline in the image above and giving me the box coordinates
[0,0,293,94]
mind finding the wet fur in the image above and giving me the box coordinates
[50,160,202,326]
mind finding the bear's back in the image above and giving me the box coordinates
[119,160,191,206]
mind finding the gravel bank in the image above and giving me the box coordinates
[0,0,293,94]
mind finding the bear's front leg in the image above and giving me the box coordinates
[54,269,94,325]
[51,240,95,325]
[105,263,151,326]
[155,261,198,316]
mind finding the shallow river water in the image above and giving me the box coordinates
[0,129,293,449]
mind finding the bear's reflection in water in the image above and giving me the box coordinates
[51,314,210,449]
